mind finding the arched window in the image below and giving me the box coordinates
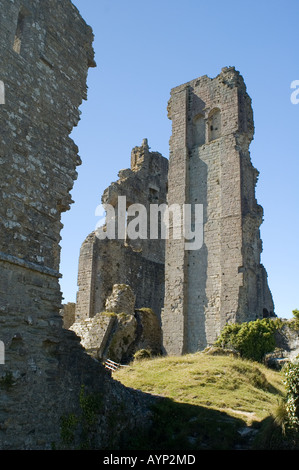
[193,113,205,147]
[208,108,221,141]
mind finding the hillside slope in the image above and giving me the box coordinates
[113,350,286,450]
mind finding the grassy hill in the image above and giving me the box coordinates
[113,350,288,450]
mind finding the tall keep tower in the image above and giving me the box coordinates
[162,67,274,355]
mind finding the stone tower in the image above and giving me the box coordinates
[162,67,274,355]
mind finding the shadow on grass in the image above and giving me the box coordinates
[252,416,299,450]
[122,397,248,451]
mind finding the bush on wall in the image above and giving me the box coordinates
[215,318,282,362]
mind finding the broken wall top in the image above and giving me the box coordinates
[102,138,168,208]
[0,0,95,274]
[167,66,255,152]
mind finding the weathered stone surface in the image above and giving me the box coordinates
[71,287,162,363]
[74,141,167,363]
[105,313,138,363]
[162,67,275,355]
[274,322,299,362]
[101,307,163,363]
[75,69,274,359]
[71,284,146,363]
[76,139,168,322]
[0,0,154,450]
[70,312,116,358]
[134,308,163,356]
[105,284,135,316]
[264,322,299,370]
[61,302,76,329]
[0,0,277,448]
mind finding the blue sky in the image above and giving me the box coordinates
[60,0,299,319]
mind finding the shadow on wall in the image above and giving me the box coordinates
[187,155,208,352]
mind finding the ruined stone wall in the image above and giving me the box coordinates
[71,283,163,364]
[76,235,165,322]
[162,67,274,355]
[0,0,154,449]
[76,139,168,322]
[61,302,76,329]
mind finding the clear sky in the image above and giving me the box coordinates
[59,0,299,320]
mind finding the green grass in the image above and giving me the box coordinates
[113,351,286,450]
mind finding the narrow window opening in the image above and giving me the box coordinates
[263,308,269,318]
[208,108,221,141]
[13,11,26,54]
[0,81,5,105]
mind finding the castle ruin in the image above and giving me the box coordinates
[0,0,275,450]
[162,67,274,355]
[76,139,168,323]
[0,0,154,449]
[73,67,274,361]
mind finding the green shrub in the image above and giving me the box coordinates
[133,349,152,360]
[255,359,299,448]
[215,319,281,362]
[284,362,299,430]
[59,385,103,449]
[60,413,78,446]
[292,309,299,329]
[258,362,299,449]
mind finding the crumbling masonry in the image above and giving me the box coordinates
[0,0,275,450]
[162,67,274,355]
[72,140,167,362]
[73,67,274,361]
[76,139,168,323]
[0,0,154,450]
